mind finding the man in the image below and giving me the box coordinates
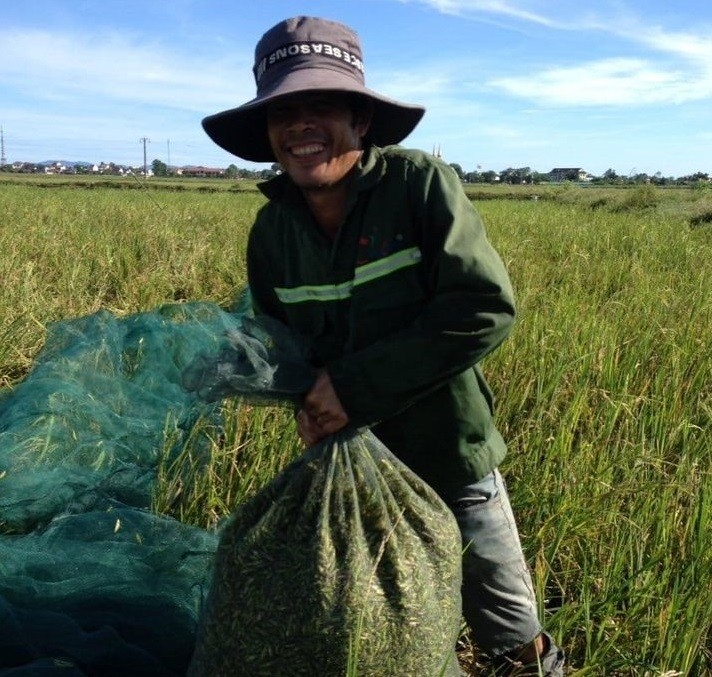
[202,16,565,676]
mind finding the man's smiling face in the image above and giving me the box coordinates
[266,92,371,193]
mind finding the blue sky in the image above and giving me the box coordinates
[1,0,711,177]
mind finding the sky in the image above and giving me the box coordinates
[1,0,711,178]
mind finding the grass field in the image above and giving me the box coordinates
[0,176,710,675]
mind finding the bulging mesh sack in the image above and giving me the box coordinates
[188,428,463,677]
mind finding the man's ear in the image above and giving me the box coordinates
[354,99,374,139]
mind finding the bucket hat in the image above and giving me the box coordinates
[202,16,425,162]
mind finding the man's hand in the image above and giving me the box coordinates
[296,370,349,446]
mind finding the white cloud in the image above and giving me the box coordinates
[630,25,712,63]
[400,0,616,31]
[489,57,710,106]
[399,1,712,108]
[0,28,252,113]
[404,0,555,26]
[0,26,253,164]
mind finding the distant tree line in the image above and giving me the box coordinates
[148,159,282,180]
[588,168,711,186]
[445,163,710,186]
[2,159,709,186]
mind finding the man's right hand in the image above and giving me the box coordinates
[296,370,350,446]
[296,408,329,447]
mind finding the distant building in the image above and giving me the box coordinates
[548,167,591,182]
[177,166,225,178]
[44,162,70,175]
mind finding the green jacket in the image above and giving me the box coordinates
[247,145,516,499]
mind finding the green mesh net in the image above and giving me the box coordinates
[1,295,461,676]
[0,298,312,676]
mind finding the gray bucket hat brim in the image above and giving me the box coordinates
[202,17,425,163]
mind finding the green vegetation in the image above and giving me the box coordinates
[0,179,710,675]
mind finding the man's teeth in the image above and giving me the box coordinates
[291,144,324,156]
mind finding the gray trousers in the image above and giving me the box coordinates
[448,469,544,656]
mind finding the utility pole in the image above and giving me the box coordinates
[166,139,171,169]
[0,126,6,167]
[139,137,150,176]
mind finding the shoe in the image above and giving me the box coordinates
[489,633,565,676]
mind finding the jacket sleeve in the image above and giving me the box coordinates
[327,161,516,427]
[246,210,288,324]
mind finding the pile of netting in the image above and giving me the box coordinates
[0,299,312,676]
[0,296,463,676]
